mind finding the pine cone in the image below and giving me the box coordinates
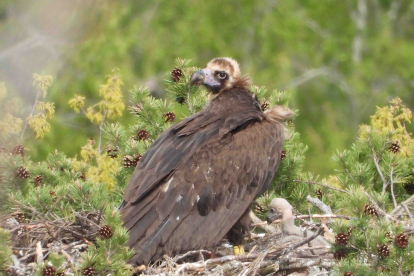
[80,171,86,181]
[253,202,266,213]
[394,233,409,249]
[6,267,17,276]
[260,99,270,111]
[342,272,354,276]
[98,225,113,239]
[82,267,96,276]
[385,231,393,242]
[13,212,25,223]
[389,140,400,154]
[333,250,346,261]
[171,67,183,82]
[163,111,176,122]
[16,167,30,179]
[176,96,185,104]
[131,103,143,115]
[0,146,8,154]
[404,182,414,195]
[106,146,118,158]
[136,129,150,141]
[363,203,378,216]
[335,232,349,246]
[316,189,323,199]
[281,150,286,160]
[34,175,44,186]
[42,266,56,276]
[378,243,390,257]
[123,155,142,168]
[12,144,25,157]
[347,226,353,235]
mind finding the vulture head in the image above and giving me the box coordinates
[190,57,250,94]
[266,198,294,224]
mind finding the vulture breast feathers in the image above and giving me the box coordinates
[121,57,292,265]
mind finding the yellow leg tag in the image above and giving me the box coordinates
[233,245,245,255]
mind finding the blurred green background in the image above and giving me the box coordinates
[1,0,413,176]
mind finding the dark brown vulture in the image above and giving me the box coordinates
[121,57,292,265]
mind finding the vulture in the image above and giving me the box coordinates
[121,57,292,265]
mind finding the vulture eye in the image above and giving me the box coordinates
[270,208,275,213]
[217,72,227,80]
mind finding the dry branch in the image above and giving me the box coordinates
[252,214,351,227]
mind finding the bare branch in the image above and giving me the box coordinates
[306,196,333,215]
[401,203,414,227]
[20,89,41,140]
[372,150,388,193]
[390,166,397,209]
[252,214,351,227]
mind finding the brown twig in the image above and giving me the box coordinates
[252,214,350,227]
[390,166,397,209]
[175,227,325,274]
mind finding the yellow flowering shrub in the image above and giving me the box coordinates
[36,102,55,119]
[0,114,22,138]
[99,69,125,119]
[360,97,413,156]
[27,114,51,139]
[69,69,124,125]
[32,74,53,98]
[68,94,86,113]
[80,139,98,161]
[78,138,120,190]
[86,154,120,190]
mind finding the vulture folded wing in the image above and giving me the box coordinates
[121,115,284,264]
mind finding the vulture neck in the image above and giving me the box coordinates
[208,88,261,115]
[281,208,302,237]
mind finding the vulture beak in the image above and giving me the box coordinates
[266,212,283,224]
[190,68,221,93]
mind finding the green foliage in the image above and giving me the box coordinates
[5,0,410,176]
[1,57,414,274]
[0,228,12,274]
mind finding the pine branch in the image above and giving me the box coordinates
[364,191,401,223]
[293,179,349,194]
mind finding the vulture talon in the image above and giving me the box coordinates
[233,245,245,255]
